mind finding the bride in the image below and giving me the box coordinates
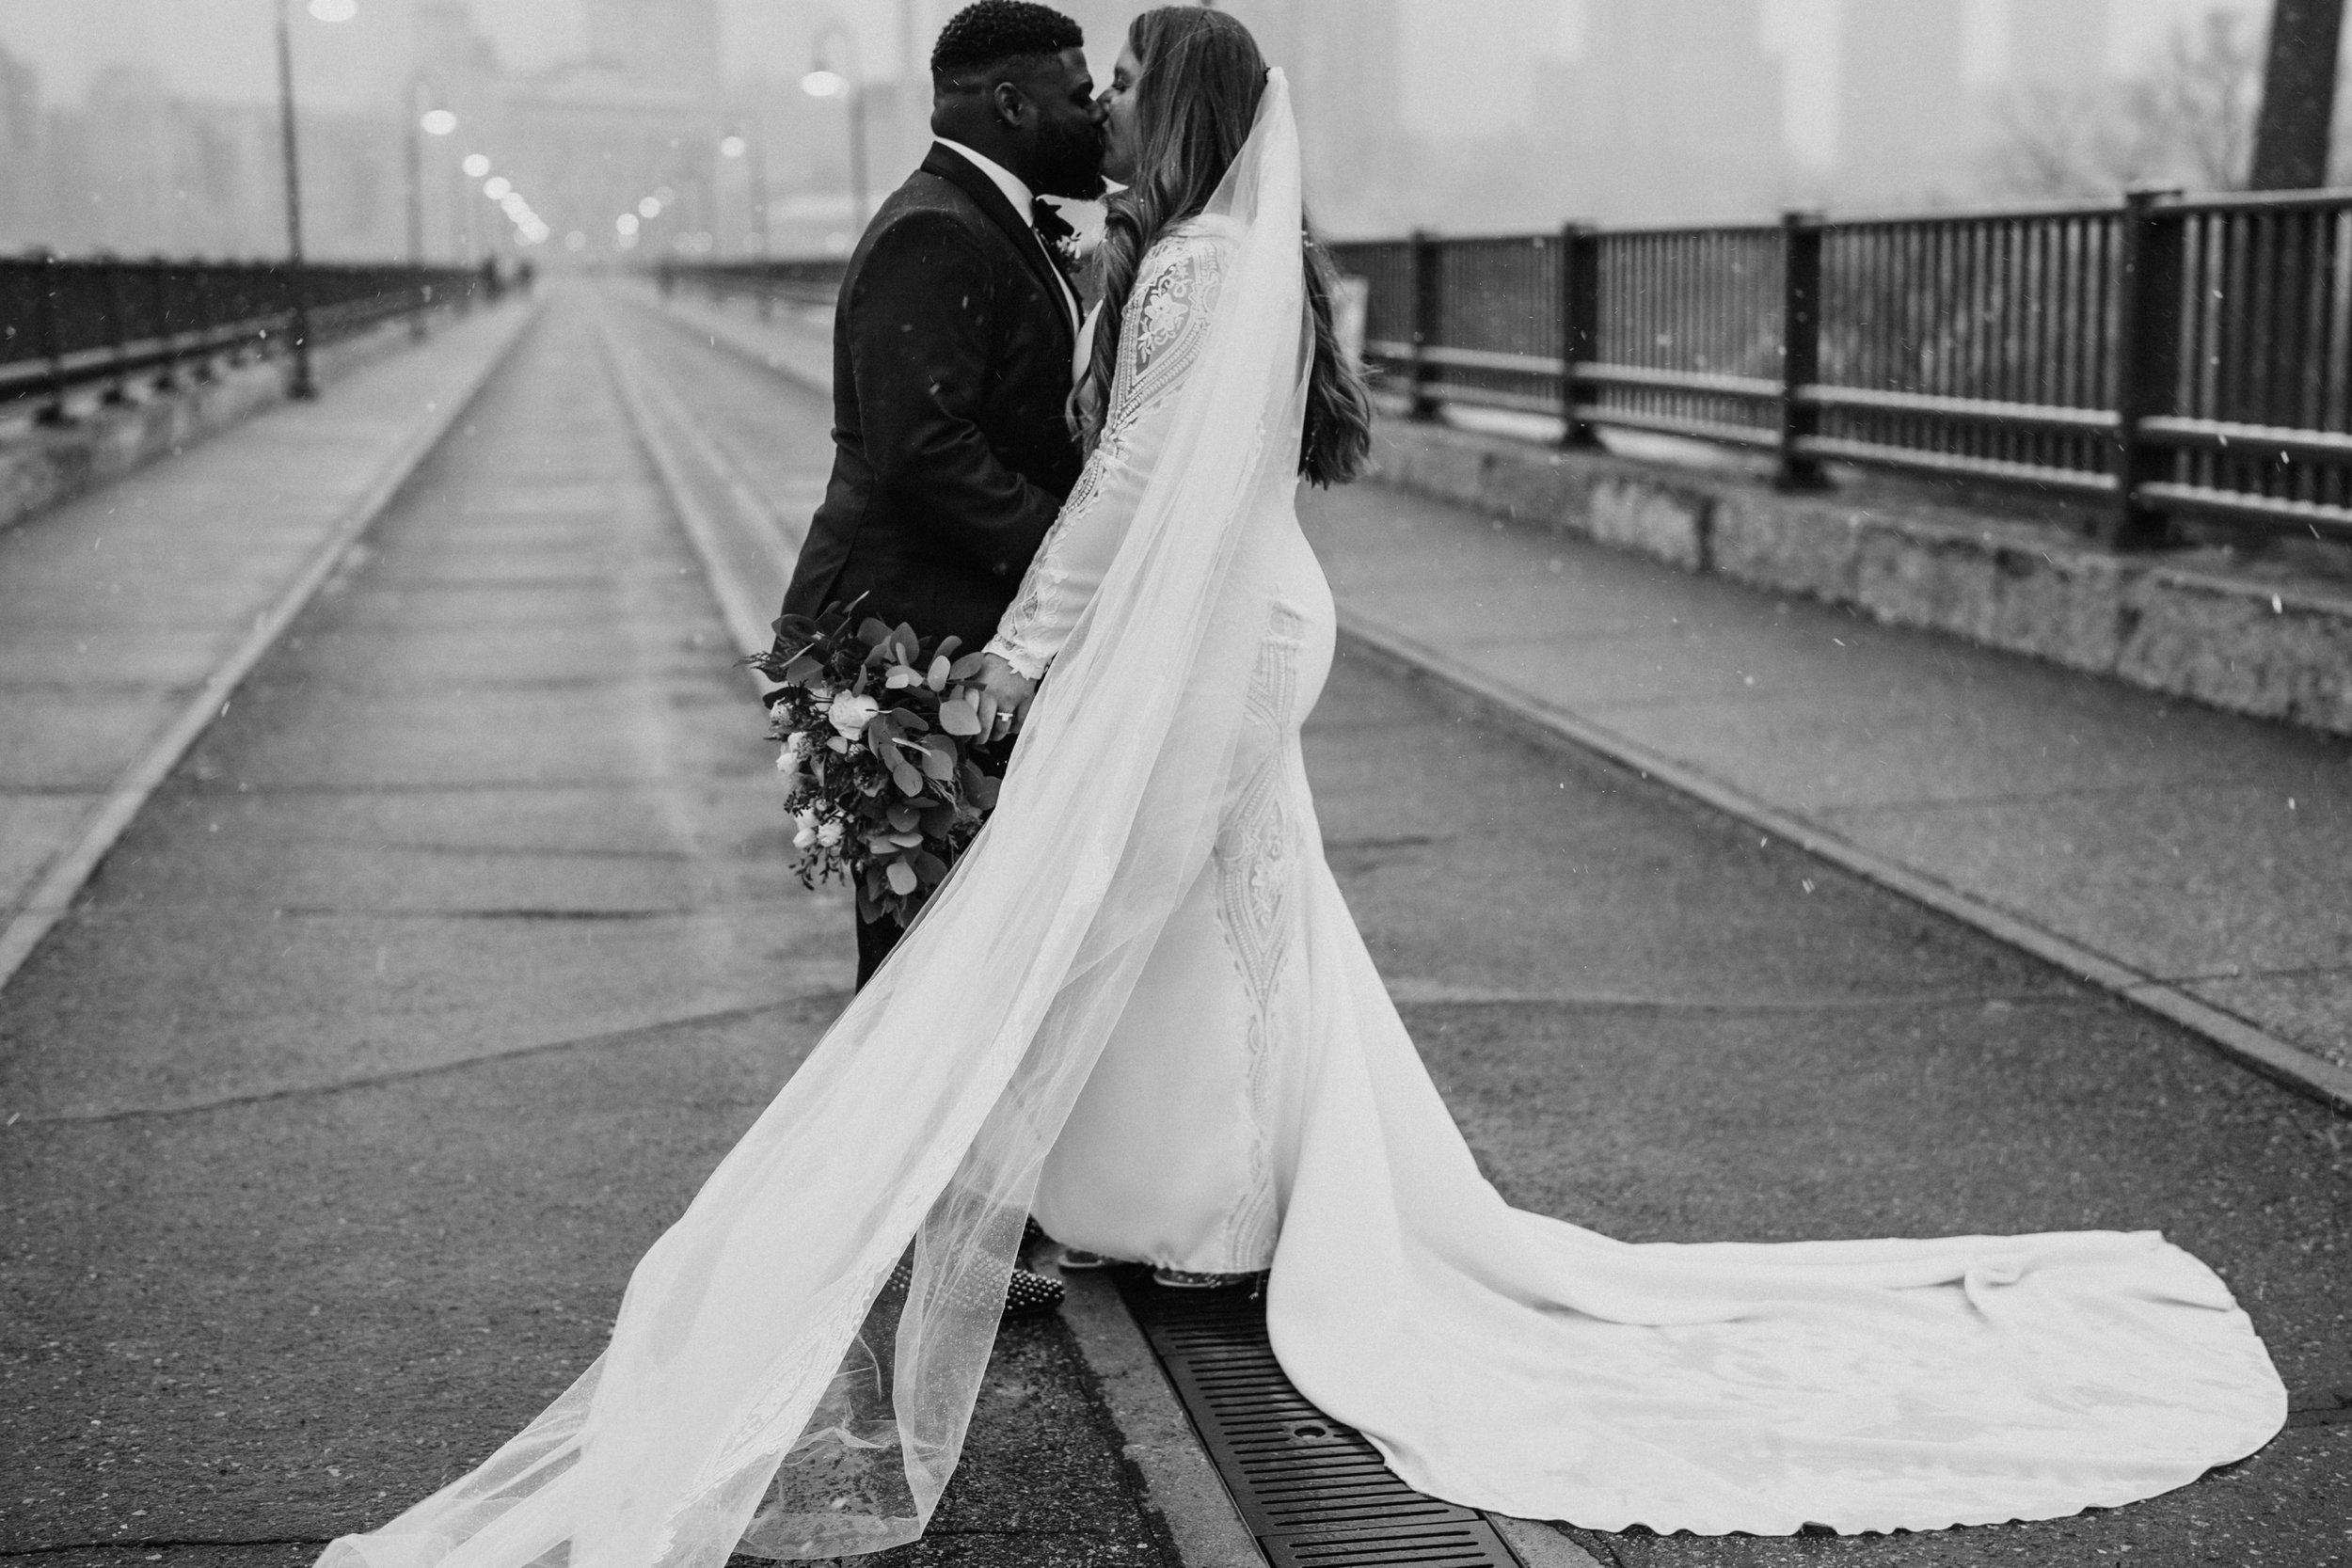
[324,10,2283,1566]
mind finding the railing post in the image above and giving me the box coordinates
[151,259,182,390]
[284,260,316,400]
[32,249,70,426]
[1775,209,1828,491]
[2107,186,2184,548]
[1558,221,1601,449]
[102,257,133,405]
[1408,228,1440,420]
[191,266,221,381]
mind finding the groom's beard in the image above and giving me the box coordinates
[1032,120,1107,201]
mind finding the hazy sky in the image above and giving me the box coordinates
[0,0,2276,161]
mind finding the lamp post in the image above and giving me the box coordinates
[406,86,455,340]
[407,87,456,263]
[804,22,869,236]
[721,123,771,258]
[273,0,316,398]
[458,151,489,261]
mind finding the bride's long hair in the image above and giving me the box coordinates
[1073,7,1373,487]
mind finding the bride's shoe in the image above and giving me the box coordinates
[1001,1268,1067,1318]
[1151,1267,1262,1291]
[885,1257,1066,1319]
[1057,1247,1115,1270]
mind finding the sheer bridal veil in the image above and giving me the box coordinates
[320,71,1313,1568]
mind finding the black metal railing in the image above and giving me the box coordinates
[1330,185,2352,547]
[654,258,851,317]
[0,257,491,421]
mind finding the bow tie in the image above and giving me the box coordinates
[1031,198,1077,267]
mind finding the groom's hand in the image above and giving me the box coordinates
[971,653,1038,740]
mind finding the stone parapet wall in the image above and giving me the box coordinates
[1370,420,2352,737]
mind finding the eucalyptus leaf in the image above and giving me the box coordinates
[939,695,982,737]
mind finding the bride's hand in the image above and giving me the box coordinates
[970,653,1037,740]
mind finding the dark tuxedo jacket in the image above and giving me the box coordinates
[779,145,1083,655]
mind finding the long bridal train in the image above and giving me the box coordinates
[318,72,2284,1568]
[1265,862,2281,1533]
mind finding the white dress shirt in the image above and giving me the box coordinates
[932,137,1081,330]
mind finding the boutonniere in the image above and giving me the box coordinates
[1044,198,1108,270]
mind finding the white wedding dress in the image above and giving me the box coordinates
[320,77,2283,1568]
[988,221,1333,1278]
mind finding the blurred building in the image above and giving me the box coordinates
[584,0,722,102]
[2008,0,2110,88]
[407,0,734,262]
[1534,0,1788,224]
[0,44,407,261]
[0,41,44,251]
[1836,0,1972,205]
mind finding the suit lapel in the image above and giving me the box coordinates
[921,144,1075,348]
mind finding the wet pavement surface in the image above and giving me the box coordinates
[4,288,2348,1568]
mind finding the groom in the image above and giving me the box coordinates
[775,0,1104,990]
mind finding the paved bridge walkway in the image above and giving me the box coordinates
[1,285,2345,1568]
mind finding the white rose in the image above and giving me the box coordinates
[792,808,820,849]
[828,690,881,739]
[782,730,809,763]
[817,818,845,848]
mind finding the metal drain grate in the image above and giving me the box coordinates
[1115,1273,1525,1568]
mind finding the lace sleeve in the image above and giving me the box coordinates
[986,231,1229,679]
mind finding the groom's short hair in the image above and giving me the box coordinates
[930,1,1084,87]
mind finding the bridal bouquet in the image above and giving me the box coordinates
[744,601,1004,928]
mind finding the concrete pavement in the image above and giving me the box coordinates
[1299,477,2352,1110]
[0,302,535,993]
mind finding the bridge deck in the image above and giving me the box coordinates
[0,286,2345,1568]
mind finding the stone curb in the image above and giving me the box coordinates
[0,309,483,535]
[1057,1269,1268,1568]
[1368,420,2352,737]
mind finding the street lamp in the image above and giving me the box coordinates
[273,0,327,399]
[803,22,869,236]
[405,77,453,266]
[722,121,772,259]
[402,80,453,338]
